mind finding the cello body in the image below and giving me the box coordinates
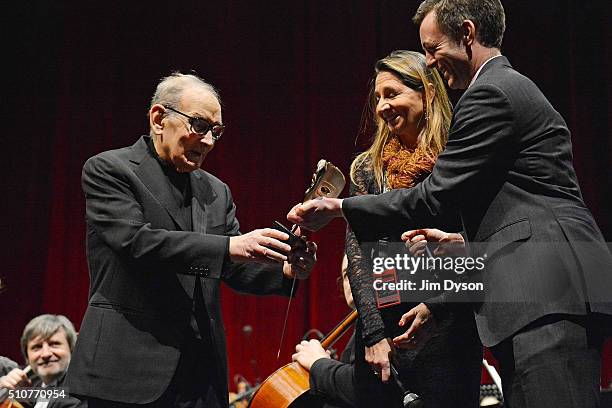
[248,362,322,408]
[248,310,357,408]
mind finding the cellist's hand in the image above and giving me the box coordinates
[0,367,31,389]
[292,339,331,371]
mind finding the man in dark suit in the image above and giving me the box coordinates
[288,1,612,406]
[65,73,317,408]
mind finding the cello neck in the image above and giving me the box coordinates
[320,309,357,350]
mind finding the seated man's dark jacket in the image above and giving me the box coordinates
[34,372,86,408]
[309,333,356,408]
[2,371,86,408]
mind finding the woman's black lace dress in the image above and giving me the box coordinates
[345,157,482,408]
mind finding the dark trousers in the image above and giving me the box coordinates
[87,335,220,408]
[490,314,609,408]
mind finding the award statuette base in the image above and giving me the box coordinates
[271,221,305,250]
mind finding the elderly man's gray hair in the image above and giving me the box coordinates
[148,72,221,139]
[149,72,220,111]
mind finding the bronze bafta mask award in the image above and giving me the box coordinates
[273,159,346,247]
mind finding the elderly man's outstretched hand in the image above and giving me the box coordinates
[283,227,318,279]
[286,197,344,232]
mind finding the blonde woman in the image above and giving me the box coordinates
[345,51,481,407]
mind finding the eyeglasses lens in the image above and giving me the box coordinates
[211,125,225,139]
[190,118,211,135]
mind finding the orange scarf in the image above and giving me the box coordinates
[382,136,436,190]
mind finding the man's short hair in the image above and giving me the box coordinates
[149,72,220,112]
[413,0,505,49]
[20,314,77,361]
[148,72,221,138]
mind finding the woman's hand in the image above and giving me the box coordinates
[401,228,465,257]
[365,338,394,383]
[392,303,436,349]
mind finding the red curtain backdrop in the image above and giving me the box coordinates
[2,0,611,390]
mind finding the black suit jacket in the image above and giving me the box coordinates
[33,372,86,408]
[65,137,293,405]
[343,57,612,346]
[309,333,356,408]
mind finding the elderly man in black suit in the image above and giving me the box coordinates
[288,1,612,407]
[65,72,317,408]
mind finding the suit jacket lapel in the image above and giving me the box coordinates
[190,170,217,235]
[131,137,189,231]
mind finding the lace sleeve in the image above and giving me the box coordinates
[345,158,387,346]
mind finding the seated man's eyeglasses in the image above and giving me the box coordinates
[164,105,225,141]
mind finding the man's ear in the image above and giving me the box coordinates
[149,104,165,136]
[462,20,476,47]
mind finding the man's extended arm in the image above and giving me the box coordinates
[84,153,295,277]
[289,83,516,239]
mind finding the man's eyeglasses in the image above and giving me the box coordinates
[163,105,225,141]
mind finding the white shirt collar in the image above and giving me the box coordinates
[469,54,503,88]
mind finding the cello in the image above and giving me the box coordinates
[248,160,348,408]
[248,310,357,408]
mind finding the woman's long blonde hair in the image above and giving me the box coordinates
[350,50,452,190]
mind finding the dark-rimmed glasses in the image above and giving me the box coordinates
[164,105,225,141]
